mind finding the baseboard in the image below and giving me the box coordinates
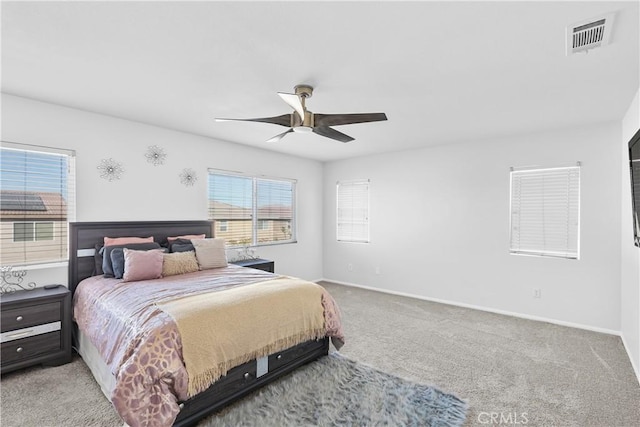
[319,278,621,336]
[620,333,640,385]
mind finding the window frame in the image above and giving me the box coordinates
[207,169,297,248]
[1,142,76,267]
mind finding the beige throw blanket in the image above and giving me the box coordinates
[157,276,327,396]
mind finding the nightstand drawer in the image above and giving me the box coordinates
[1,331,61,365]
[0,287,71,374]
[1,301,61,333]
[1,321,61,343]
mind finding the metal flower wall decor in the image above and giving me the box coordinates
[1,266,36,294]
[145,145,166,166]
[97,158,125,181]
[179,168,197,186]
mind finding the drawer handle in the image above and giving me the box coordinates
[277,354,282,360]
[7,330,33,339]
[16,316,23,322]
[16,347,23,353]
[243,372,250,379]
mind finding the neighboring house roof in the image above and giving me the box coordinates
[209,200,251,220]
[209,200,291,220]
[0,190,67,220]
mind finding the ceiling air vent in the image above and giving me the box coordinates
[566,13,615,55]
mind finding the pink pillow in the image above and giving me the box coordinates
[104,236,154,247]
[123,248,163,282]
[167,234,206,242]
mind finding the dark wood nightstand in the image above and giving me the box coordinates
[231,258,275,273]
[1,286,72,374]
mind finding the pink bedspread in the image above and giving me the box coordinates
[73,265,344,427]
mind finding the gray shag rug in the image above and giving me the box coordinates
[205,352,468,427]
[0,352,467,427]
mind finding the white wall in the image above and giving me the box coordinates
[323,122,622,332]
[1,94,324,285]
[621,89,640,379]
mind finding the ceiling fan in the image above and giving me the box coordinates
[215,85,387,143]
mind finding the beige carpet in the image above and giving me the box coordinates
[1,281,639,426]
[321,282,640,427]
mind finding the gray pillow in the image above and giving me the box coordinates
[170,243,195,253]
[169,238,195,253]
[93,244,104,276]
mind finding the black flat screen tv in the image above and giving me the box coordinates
[629,128,640,247]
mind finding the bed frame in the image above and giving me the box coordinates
[69,220,329,427]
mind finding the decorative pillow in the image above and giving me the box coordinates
[170,243,195,253]
[110,248,126,279]
[101,242,162,278]
[162,251,200,277]
[111,247,167,279]
[93,243,104,276]
[104,236,154,246]
[192,238,228,269]
[167,234,206,243]
[167,238,194,253]
[123,248,164,282]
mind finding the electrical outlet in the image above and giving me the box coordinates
[375,266,381,275]
[348,263,353,271]
[533,288,542,298]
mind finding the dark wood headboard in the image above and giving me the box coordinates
[68,221,214,294]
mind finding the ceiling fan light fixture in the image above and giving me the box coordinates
[293,126,313,134]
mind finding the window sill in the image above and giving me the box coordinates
[3,261,69,271]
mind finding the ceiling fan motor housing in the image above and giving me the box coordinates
[291,110,314,128]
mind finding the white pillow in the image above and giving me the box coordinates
[191,238,228,269]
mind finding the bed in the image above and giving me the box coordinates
[68,220,344,427]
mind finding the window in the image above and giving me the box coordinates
[509,165,580,259]
[218,220,228,232]
[337,179,370,243]
[0,143,76,266]
[13,222,54,242]
[208,170,296,247]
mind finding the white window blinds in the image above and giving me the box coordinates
[208,171,296,247]
[0,142,76,266]
[509,165,580,259]
[337,179,370,243]
[255,178,295,244]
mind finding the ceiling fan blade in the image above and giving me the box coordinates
[277,92,305,120]
[215,114,292,127]
[314,113,387,127]
[312,126,355,143]
[266,129,294,142]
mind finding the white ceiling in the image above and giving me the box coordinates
[2,1,638,162]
